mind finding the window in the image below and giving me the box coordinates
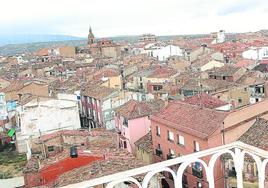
[47,146,54,152]
[153,85,163,91]
[264,49,268,57]
[177,135,185,146]
[192,162,203,178]
[167,131,174,141]
[123,141,127,149]
[140,77,142,81]
[194,141,200,152]
[139,83,143,89]
[0,95,4,102]
[223,76,226,80]
[123,117,128,127]
[169,148,175,155]
[238,98,242,104]
[155,144,163,157]
[156,126,161,136]
[167,148,176,159]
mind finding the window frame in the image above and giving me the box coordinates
[177,135,185,146]
[167,130,174,142]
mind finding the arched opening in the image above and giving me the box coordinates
[142,167,177,188]
[176,158,209,188]
[239,153,259,188]
[213,150,261,188]
[263,161,268,187]
[145,172,165,188]
[161,178,170,188]
[187,161,208,188]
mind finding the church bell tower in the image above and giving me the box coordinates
[87,26,95,45]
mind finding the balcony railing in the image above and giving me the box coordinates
[155,148,163,157]
[167,153,176,160]
[61,141,268,188]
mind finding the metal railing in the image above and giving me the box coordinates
[61,141,268,188]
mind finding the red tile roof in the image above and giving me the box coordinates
[116,99,165,120]
[93,68,119,79]
[134,131,153,153]
[183,93,227,109]
[238,118,268,150]
[150,100,228,139]
[147,67,177,78]
[82,85,116,100]
[235,59,256,68]
[39,130,91,142]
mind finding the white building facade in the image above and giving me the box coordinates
[16,98,81,153]
[242,46,268,60]
[145,44,183,61]
[0,93,7,120]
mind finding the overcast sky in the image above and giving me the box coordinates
[1,0,268,37]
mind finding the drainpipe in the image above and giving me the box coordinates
[25,139,32,160]
[222,121,227,188]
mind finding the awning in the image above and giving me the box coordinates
[7,128,16,137]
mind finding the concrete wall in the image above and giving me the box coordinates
[17,99,80,153]
[136,148,153,165]
[0,177,25,188]
[101,76,122,90]
[102,46,121,58]
[223,99,268,143]
[59,46,76,57]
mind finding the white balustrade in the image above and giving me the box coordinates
[61,141,268,188]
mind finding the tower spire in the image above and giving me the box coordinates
[87,25,95,45]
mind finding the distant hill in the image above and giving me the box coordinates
[0,34,85,47]
[0,34,212,56]
[0,40,87,56]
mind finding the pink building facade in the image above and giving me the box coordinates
[115,115,151,153]
[114,99,164,153]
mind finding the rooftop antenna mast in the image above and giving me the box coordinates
[198,69,203,108]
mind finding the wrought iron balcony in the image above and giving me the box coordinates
[155,148,163,157]
[167,153,176,160]
[60,141,268,188]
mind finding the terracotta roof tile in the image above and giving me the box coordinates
[82,85,117,100]
[150,100,228,139]
[183,93,227,109]
[134,131,153,153]
[116,99,165,120]
[208,65,241,77]
[238,118,268,150]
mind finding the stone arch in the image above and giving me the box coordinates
[176,158,209,188]
[142,167,177,188]
[259,158,268,188]
[240,151,262,188]
[106,177,142,188]
[207,150,236,188]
